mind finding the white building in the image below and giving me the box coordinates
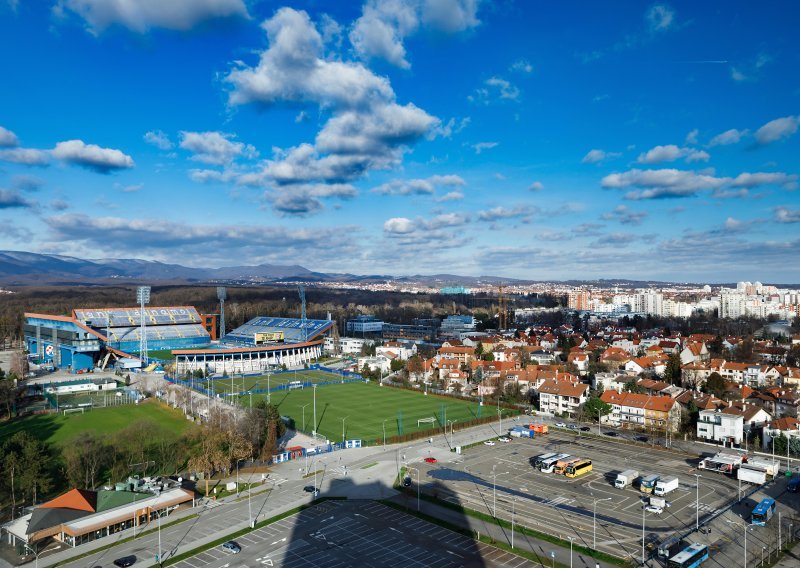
[323,336,369,355]
[345,315,384,334]
[696,409,743,446]
[537,380,588,418]
[356,355,391,374]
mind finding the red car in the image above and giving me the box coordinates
[424,457,437,464]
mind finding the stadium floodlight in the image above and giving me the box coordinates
[136,286,151,365]
[217,287,227,339]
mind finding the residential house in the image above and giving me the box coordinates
[763,417,800,450]
[696,409,743,446]
[376,341,415,361]
[567,351,590,375]
[592,372,627,393]
[600,347,632,371]
[600,391,682,432]
[437,345,474,365]
[680,342,710,365]
[537,380,589,418]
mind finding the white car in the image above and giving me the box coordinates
[484,440,496,446]
[555,422,567,428]
[497,436,511,443]
[645,505,663,514]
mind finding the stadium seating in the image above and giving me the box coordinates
[223,317,333,346]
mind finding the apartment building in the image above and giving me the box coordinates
[537,379,589,418]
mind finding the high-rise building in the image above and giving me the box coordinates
[568,290,591,310]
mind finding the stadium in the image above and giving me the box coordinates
[24,304,334,374]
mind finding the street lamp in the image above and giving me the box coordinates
[312,385,317,438]
[693,473,702,530]
[383,419,388,448]
[491,465,509,517]
[641,505,647,564]
[341,416,349,443]
[22,543,39,568]
[593,497,611,549]
[408,466,420,511]
[569,536,575,568]
[511,497,516,549]
[724,519,749,568]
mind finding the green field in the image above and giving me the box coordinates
[197,369,348,394]
[243,382,504,443]
[0,401,194,448]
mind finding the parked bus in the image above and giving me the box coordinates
[658,535,685,558]
[668,543,709,568]
[540,453,571,473]
[532,453,558,469]
[554,457,581,475]
[564,459,593,478]
[640,474,660,494]
[751,498,776,526]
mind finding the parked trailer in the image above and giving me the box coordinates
[654,476,680,496]
[747,458,779,477]
[510,427,534,438]
[650,496,667,508]
[698,453,742,473]
[737,465,767,485]
[614,469,639,489]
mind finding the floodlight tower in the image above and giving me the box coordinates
[136,286,151,365]
[217,287,227,339]
[298,285,307,342]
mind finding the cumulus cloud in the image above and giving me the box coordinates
[349,0,480,68]
[52,139,134,173]
[436,190,464,202]
[709,128,748,146]
[581,149,620,164]
[472,141,498,154]
[602,168,797,200]
[645,4,675,32]
[600,205,648,225]
[144,130,174,150]
[477,205,533,222]
[0,188,32,209]
[179,131,257,165]
[637,144,709,164]
[0,148,50,166]
[56,0,248,33]
[225,8,438,188]
[684,129,698,145]
[469,77,520,103]
[371,174,464,196]
[0,126,18,147]
[528,181,544,192]
[774,206,800,223]
[755,115,800,145]
[265,183,357,216]
[384,217,416,234]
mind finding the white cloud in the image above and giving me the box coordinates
[12,175,44,192]
[774,206,800,223]
[755,115,800,145]
[52,139,134,173]
[179,131,257,165]
[436,190,464,202]
[477,205,533,222]
[709,128,748,146]
[646,4,675,32]
[384,217,416,234]
[0,148,50,166]
[581,149,620,164]
[226,8,438,187]
[372,174,464,196]
[472,141,498,154]
[470,77,519,103]
[0,126,18,147]
[432,116,470,138]
[602,168,797,200]
[730,67,747,82]
[144,130,174,150]
[528,181,544,192]
[684,129,698,145]
[267,183,357,216]
[56,0,248,33]
[510,59,533,73]
[349,0,479,68]
[637,144,709,164]
[0,188,32,209]
[600,204,647,225]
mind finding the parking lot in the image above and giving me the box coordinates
[415,429,743,562]
[170,500,534,568]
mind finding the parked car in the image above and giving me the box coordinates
[604,431,618,437]
[635,435,649,442]
[580,426,591,431]
[567,424,578,430]
[424,457,437,464]
[303,485,319,496]
[645,505,663,514]
[484,440,495,446]
[221,541,241,554]
[498,436,511,443]
[555,422,567,428]
[113,556,136,567]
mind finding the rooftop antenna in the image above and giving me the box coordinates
[136,286,151,364]
[298,285,307,342]
[217,287,227,339]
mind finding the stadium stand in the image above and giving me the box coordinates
[222,316,334,346]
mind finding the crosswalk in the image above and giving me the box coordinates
[543,496,575,508]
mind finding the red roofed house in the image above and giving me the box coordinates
[600,391,681,432]
[763,416,800,450]
[537,379,589,418]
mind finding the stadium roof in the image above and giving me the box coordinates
[223,317,334,345]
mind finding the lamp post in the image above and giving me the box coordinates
[593,497,612,549]
[341,416,349,443]
[247,473,253,528]
[642,505,647,564]
[761,546,765,567]
[693,473,702,530]
[491,465,509,517]
[511,497,516,549]
[301,403,310,432]
[383,419,388,448]
[569,536,575,568]
[408,466,420,511]
[312,384,317,438]
[725,519,748,568]
[22,543,39,568]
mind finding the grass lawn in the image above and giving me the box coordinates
[242,382,503,443]
[197,368,348,394]
[0,400,194,448]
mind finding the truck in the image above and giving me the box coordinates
[528,423,549,434]
[789,476,800,493]
[653,476,679,496]
[640,474,660,494]
[698,452,744,473]
[614,469,639,489]
[650,496,667,508]
[509,427,534,438]
[747,458,779,477]
[737,464,767,485]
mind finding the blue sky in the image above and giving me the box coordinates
[1,1,799,283]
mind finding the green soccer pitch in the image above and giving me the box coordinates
[196,368,346,394]
[241,381,509,443]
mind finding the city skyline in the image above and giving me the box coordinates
[1,1,799,282]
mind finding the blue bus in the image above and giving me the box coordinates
[751,498,776,526]
[668,543,709,568]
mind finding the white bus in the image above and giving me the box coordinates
[540,453,571,473]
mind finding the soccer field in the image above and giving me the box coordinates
[197,369,347,394]
[245,382,507,444]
